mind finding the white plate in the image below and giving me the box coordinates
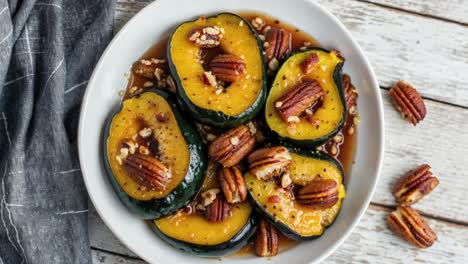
[78,0,384,263]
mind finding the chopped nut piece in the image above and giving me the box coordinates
[248,146,291,181]
[138,146,150,155]
[203,71,218,87]
[189,26,223,48]
[333,134,342,143]
[275,80,324,123]
[255,219,279,257]
[268,58,280,71]
[129,86,139,94]
[138,127,152,138]
[143,81,154,88]
[119,148,129,159]
[281,172,292,188]
[389,80,426,125]
[343,74,358,109]
[230,136,239,145]
[166,76,177,93]
[155,112,169,123]
[251,17,265,30]
[115,155,123,165]
[201,188,220,207]
[154,68,164,81]
[300,53,319,74]
[246,121,257,135]
[387,205,437,248]
[132,58,165,79]
[121,139,138,155]
[330,145,338,155]
[349,105,357,115]
[287,116,300,124]
[393,164,439,204]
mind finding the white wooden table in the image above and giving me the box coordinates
[89,0,468,263]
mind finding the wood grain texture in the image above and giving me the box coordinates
[374,90,468,223]
[97,0,468,263]
[89,206,138,258]
[364,0,468,24]
[89,205,468,264]
[92,249,145,264]
[114,0,468,107]
[313,0,468,107]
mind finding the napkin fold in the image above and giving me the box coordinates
[0,0,115,263]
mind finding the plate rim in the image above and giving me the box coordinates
[78,0,385,263]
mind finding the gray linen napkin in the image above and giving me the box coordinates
[0,0,116,263]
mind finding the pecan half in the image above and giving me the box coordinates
[393,164,439,205]
[123,154,171,191]
[387,204,437,248]
[264,27,292,63]
[247,146,291,181]
[296,179,339,209]
[132,59,165,79]
[343,74,358,109]
[208,125,255,167]
[275,80,324,123]
[218,166,247,204]
[300,53,319,74]
[255,218,279,257]
[208,54,246,82]
[205,196,231,222]
[389,81,426,125]
[188,26,223,48]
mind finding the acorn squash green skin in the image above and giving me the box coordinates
[167,12,267,128]
[102,89,207,220]
[266,47,346,147]
[150,217,257,257]
[248,147,344,240]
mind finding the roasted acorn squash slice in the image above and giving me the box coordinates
[151,164,256,257]
[103,89,206,219]
[152,202,255,257]
[245,148,346,240]
[265,48,346,146]
[168,12,266,127]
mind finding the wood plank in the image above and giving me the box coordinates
[114,0,468,107]
[364,0,468,24]
[112,1,468,221]
[314,0,468,107]
[92,249,145,264]
[89,204,139,258]
[373,90,468,223]
[326,205,468,263]
[89,204,468,263]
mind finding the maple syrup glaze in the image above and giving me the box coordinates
[125,12,357,256]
